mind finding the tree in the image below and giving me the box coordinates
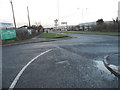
[116,17,118,23]
[112,17,118,23]
[35,22,41,26]
[96,18,104,25]
[112,18,116,23]
[75,25,80,31]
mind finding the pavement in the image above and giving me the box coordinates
[2,32,119,89]
[2,34,71,46]
[103,54,120,78]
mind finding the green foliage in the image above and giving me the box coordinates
[61,31,120,36]
[96,18,104,25]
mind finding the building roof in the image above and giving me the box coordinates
[79,22,96,26]
[0,22,13,29]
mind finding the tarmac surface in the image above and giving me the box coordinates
[2,32,119,89]
[107,54,119,67]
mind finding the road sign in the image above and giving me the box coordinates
[54,24,58,26]
[0,30,16,40]
[61,22,67,24]
[54,19,58,24]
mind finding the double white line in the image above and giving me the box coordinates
[9,49,52,90]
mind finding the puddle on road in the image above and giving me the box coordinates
[94,60,117,80]
[109,64,118,71]
[95,60,110,74]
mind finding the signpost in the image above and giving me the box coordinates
[0,30,16,40]
[54,19,58,30]
[54,19,58,24]
[61,22,67,24]
[61,22,68,31]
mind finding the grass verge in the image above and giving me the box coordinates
[61,31,120,36]
[39,33,69,38]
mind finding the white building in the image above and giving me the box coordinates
[79,22,96,26]
[118,1,120,20]
[0,22,13,30]
[79,22,96,30]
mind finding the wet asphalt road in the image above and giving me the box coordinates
[2,33,119,88]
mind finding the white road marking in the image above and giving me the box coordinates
[56,60,68,64]
[9,49,52,90]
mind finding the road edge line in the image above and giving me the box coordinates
[8,49,52,90]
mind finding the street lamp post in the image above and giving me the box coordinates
[57,0,60,27]
[82,8,87,24]
[78,8,87,23]
[10,0,16,29]
[78,8,87,31]
[82,8,84,24]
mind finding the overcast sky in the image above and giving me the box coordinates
[0,0,119,28]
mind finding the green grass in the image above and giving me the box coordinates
[0,41,2,45]
[2,39,16,45]
[39,33,69,38]
[61,31,120,36]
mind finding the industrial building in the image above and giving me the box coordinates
[0,22,13,30]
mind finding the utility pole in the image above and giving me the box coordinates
[118,1,120,21]
[10,0,16,29]
[82,8,87,24]
[57,0,60,27]
[27,6,31,27]
[82,8,84,24]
